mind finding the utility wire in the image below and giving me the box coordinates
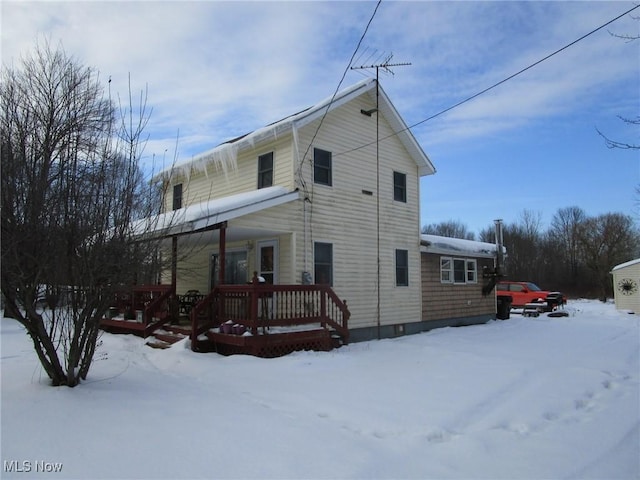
[296,0,382,189]
[335,3,640,158]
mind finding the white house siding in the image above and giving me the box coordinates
[164,135,296,211]
[160,81,429,340]
[293,94,423,337]
[611,259,640,312]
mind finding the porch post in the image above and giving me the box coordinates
[171,236,178,292]
[218,223,227,285]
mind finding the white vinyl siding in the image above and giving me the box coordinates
[168,87,425,331]
[294,94,422,329]
[167,136,295,210]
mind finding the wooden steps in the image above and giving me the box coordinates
[145,327,188,349]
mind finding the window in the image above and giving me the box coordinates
[172,183,183,210]
[440,258,452,283]
[314,242,333,285]
[314,148,332,186]
[258,152,273,189]
[440,257,477,284]
[211,251,248,286]
[466,260,477,283]
[393,171,407,202]
[395,249,409,286]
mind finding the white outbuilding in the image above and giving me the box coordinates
[611,259,640,312]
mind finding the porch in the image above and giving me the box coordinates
[100,279,350,357]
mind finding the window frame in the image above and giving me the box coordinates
[257,152,274,189]
[313,148,332,187]
[314,241,333,286]
[172,183,183,210]
[395,249,409,287]
[440,257,453,283]
[440,256,477,285]
[393,171,407,203]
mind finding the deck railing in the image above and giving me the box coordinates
[105,284,175,335]
[190,283,350,350]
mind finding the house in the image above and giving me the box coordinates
[611,259,640,312]
[420,234,500,330]
[156,78,434,343]
[105,79,508,354]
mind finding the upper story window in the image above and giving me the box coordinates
[393,171,407,203]
[395,249,409,286]
[258,152,274,189]
[441,257,477,284]
[314,148,332,186]
[172,183,183,210]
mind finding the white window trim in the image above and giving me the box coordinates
[440,256,477,285]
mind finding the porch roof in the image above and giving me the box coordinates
[133,186,300,240]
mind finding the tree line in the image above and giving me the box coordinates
[423,208,640,300]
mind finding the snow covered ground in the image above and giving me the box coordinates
[1,299,638,479]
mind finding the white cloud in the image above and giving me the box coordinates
[2,0,637,163]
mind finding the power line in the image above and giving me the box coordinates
[296,0,382,190]
[296,0,382,274]
[335,3,640,158]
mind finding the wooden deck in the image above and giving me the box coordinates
[100,284,175,338]
[100,281,350,358]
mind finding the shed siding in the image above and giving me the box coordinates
[421,253,496,322]
[612,261,640,312]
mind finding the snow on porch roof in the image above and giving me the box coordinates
[420,234,504,258]
[133,186,300,239]
[154,79,435,182]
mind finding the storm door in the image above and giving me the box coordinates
[257,240,278,320]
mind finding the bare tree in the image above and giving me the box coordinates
[422,220,475,240]
[549,206,587,287]
[1,41,160,386]
[597,15,639,150]
[577,213,639,301]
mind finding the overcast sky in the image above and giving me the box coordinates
[2,1,638,235]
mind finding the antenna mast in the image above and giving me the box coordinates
[350,53,411,340]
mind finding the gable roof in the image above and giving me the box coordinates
[155,79,435,181]
[612,258,640,272]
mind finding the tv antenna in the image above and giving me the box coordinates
[350,52,411,76]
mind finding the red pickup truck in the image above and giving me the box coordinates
[497,281,566,310]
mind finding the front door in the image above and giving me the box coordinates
[257,240,278,285]
[257,240,278,320]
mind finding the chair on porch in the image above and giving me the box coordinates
[179,290,204,316]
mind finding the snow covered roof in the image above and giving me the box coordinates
[611,258,640,272]
[132,186,299,239]
[154,79,435,182]
[420,234,504,258]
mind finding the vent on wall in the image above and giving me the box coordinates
[394,324,405,336]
